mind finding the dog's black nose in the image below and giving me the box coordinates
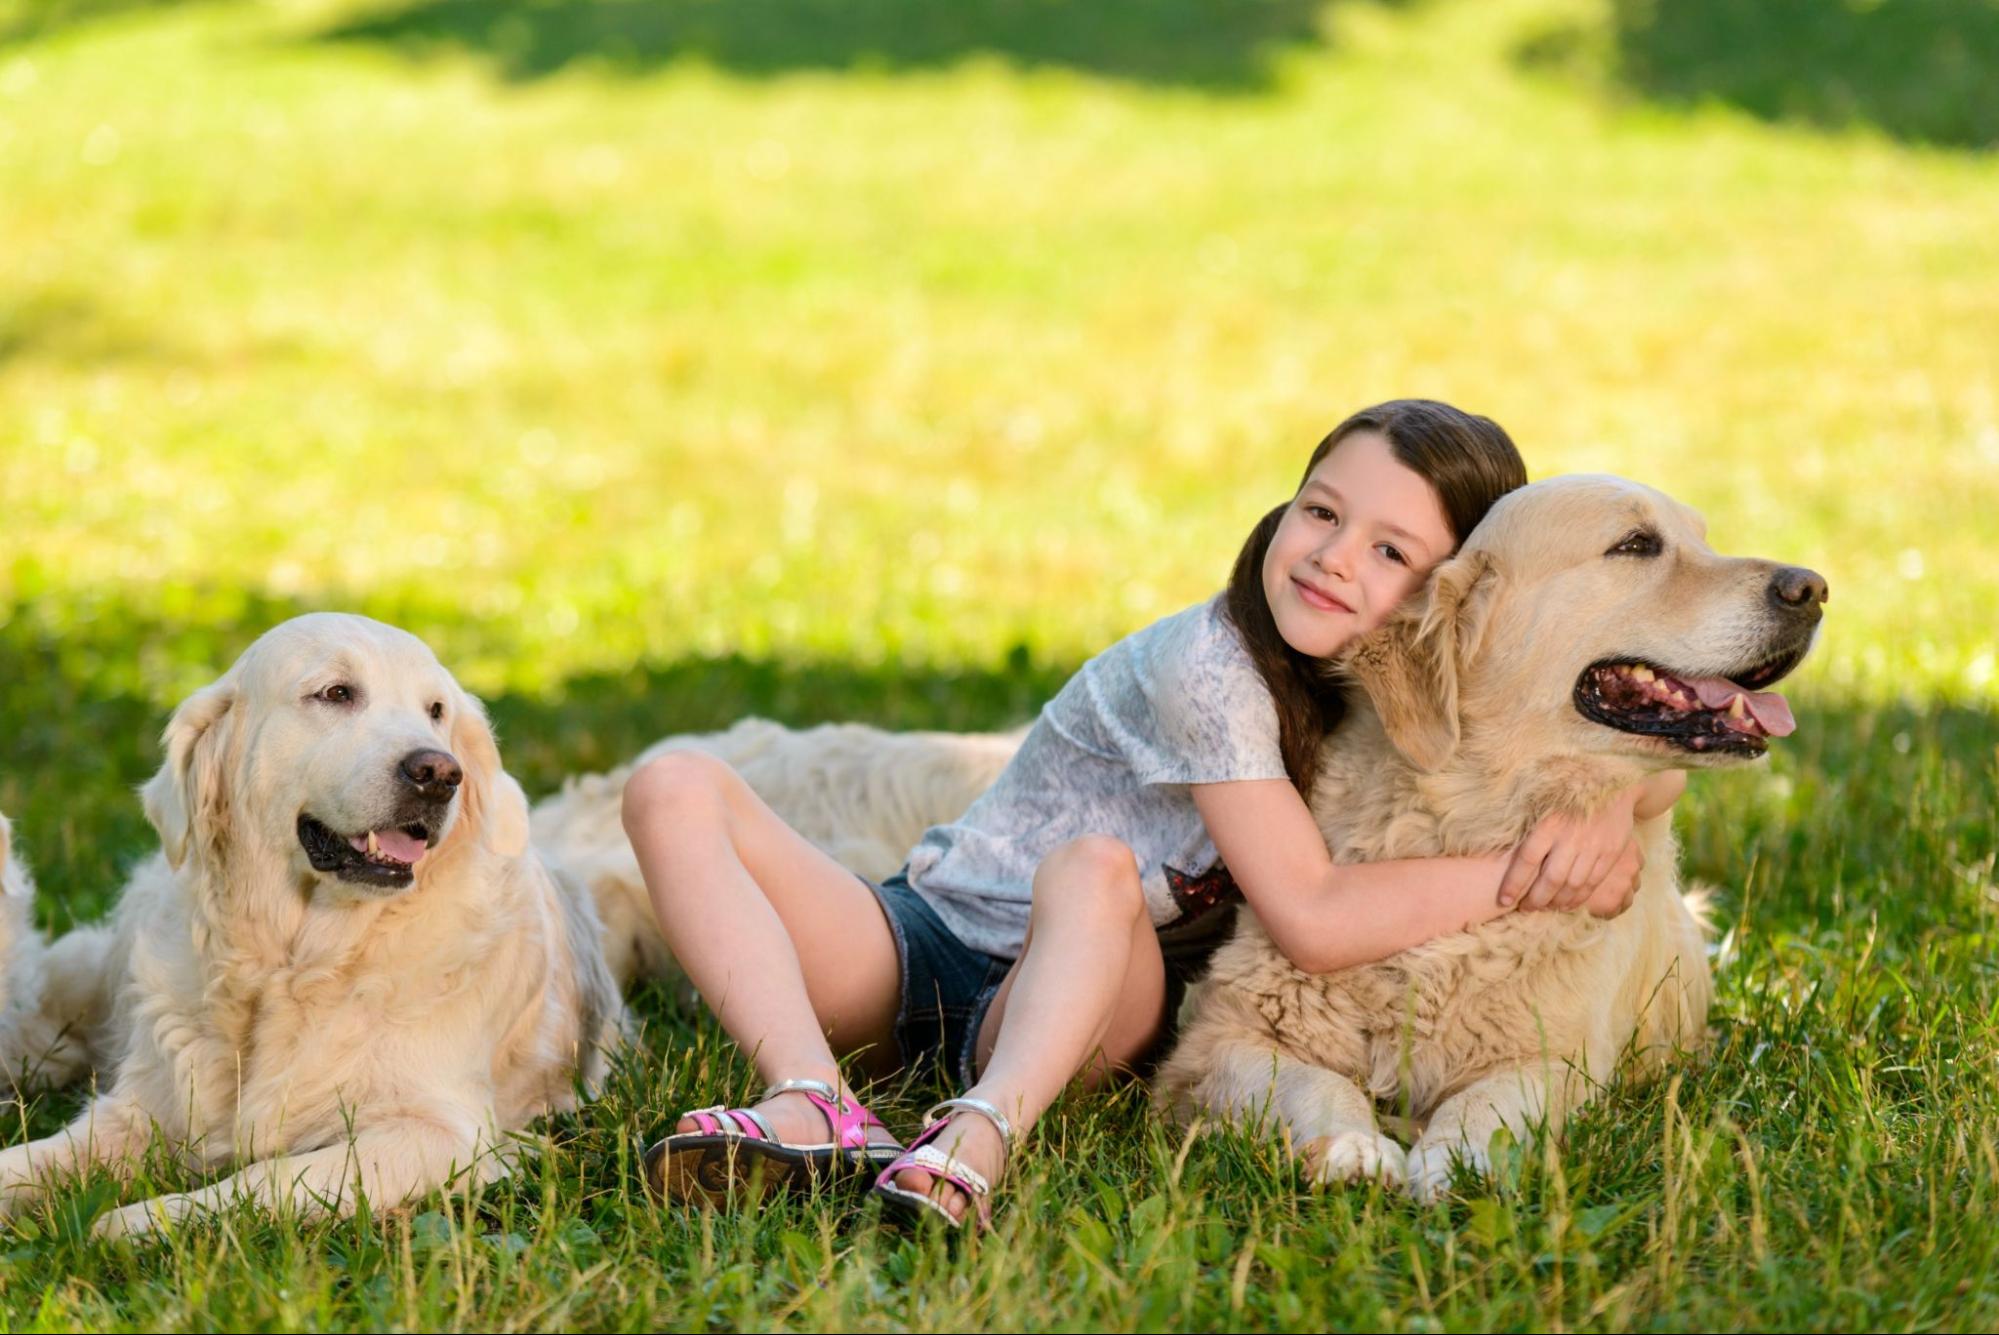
[1768,565,1829,614]
[399,749,463,800]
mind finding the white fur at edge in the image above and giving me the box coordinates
[0,811,98,1096]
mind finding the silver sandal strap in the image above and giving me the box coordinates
[923,1095,1014,1151]
[762,1077,843,1108]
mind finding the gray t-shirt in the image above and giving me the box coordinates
[904,595,1289,959]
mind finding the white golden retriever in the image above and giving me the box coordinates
[532,718,1020,988]
[0,615,623,1239]
[0,812,98,1095]
[1154,475,1825,1200]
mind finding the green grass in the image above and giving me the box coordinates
[0,0,1996,1327]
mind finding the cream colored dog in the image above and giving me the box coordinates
[1155,475,1825,1201]
[0,812,99,1095]
[532,718,1020,988]
[0,614,624,1239]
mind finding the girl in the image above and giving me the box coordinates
[623,400,1683,1228]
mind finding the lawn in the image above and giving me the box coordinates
[0,0,1995,1327]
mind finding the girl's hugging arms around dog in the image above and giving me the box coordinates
[1191,770,1678,975]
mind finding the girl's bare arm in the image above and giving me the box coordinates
[1191,778,1515,975]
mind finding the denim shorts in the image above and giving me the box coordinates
[862,871,1012,1090]
[861,869,1240,1089]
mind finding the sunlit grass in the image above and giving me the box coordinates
[0,0,1995,1327]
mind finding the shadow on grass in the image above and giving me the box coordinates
[0,0,206,44]
[314,0,1333,92]
[3,585,1993,943]
[0,285,177,368]
[1521,0,1999,151]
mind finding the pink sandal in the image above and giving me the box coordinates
[870,1096,1014,1231]
[643,1077,901,1207]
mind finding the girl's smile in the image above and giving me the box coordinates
[1290,578,1354,615]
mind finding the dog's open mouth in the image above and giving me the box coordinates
[296,814,436,888]
[1574,644,1807,757]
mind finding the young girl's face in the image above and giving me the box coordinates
[1261,430,1457,659]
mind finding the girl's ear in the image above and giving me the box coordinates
[449,688,530,859]
[1342,552,1498,772]
[141,678,239,871]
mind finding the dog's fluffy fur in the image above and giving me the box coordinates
[0,615,624,1238]
[0,813,97,1096]
[532,718,1021,988]
[1154,476,1820,1200]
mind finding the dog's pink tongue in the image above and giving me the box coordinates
[1689,677,1797,737]
[344,829,428,863]
[376,828,427,862]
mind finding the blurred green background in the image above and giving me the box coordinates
[0,0,1996,1327]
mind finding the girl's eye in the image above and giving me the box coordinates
[1378,545,1407,566]
[429,702,445,722]
[1306,505,1337,524]
[315,684,354,705]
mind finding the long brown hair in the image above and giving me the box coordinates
[1225,399,1528,793]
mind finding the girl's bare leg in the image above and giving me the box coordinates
[622,750,903,1144]
[890,834,1167,1220]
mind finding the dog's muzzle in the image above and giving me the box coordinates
[297,749,460,889]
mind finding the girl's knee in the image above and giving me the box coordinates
[620,750,733,836]
[1035,835,1145,925]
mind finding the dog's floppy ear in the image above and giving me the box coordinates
[450,688,530,859]
[142,678,239,871]
[1342,551,1500,772]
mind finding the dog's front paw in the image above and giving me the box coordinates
[91,1193,185,1242]
[1299,1129,1407,1189]
[0,1148,40,1217]
[1405,1142,1486,1204]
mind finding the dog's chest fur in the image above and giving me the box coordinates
[115,848,575,1153]
[1198,704,1672,1111]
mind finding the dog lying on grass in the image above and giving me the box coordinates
[0,614,624,1239]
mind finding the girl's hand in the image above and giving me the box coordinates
[1499,788,1642,911]
[1580,835,1646,918]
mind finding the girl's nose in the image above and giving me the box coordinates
[1311,531,1358,578]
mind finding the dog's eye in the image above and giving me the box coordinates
[314,684,355,705]
[1606,529,1662,558]
[429,702,445,722]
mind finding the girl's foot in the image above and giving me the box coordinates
[873,1096,1014,1229]
[645,1078,902,1206]
[672,1087,903,1151]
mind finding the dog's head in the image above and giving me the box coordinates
[142,613,530,896]
[1343,475,1825,775]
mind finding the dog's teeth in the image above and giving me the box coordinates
[1727,695,1747,719]
[366,831,379,856]
[1630,666,1654,683]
